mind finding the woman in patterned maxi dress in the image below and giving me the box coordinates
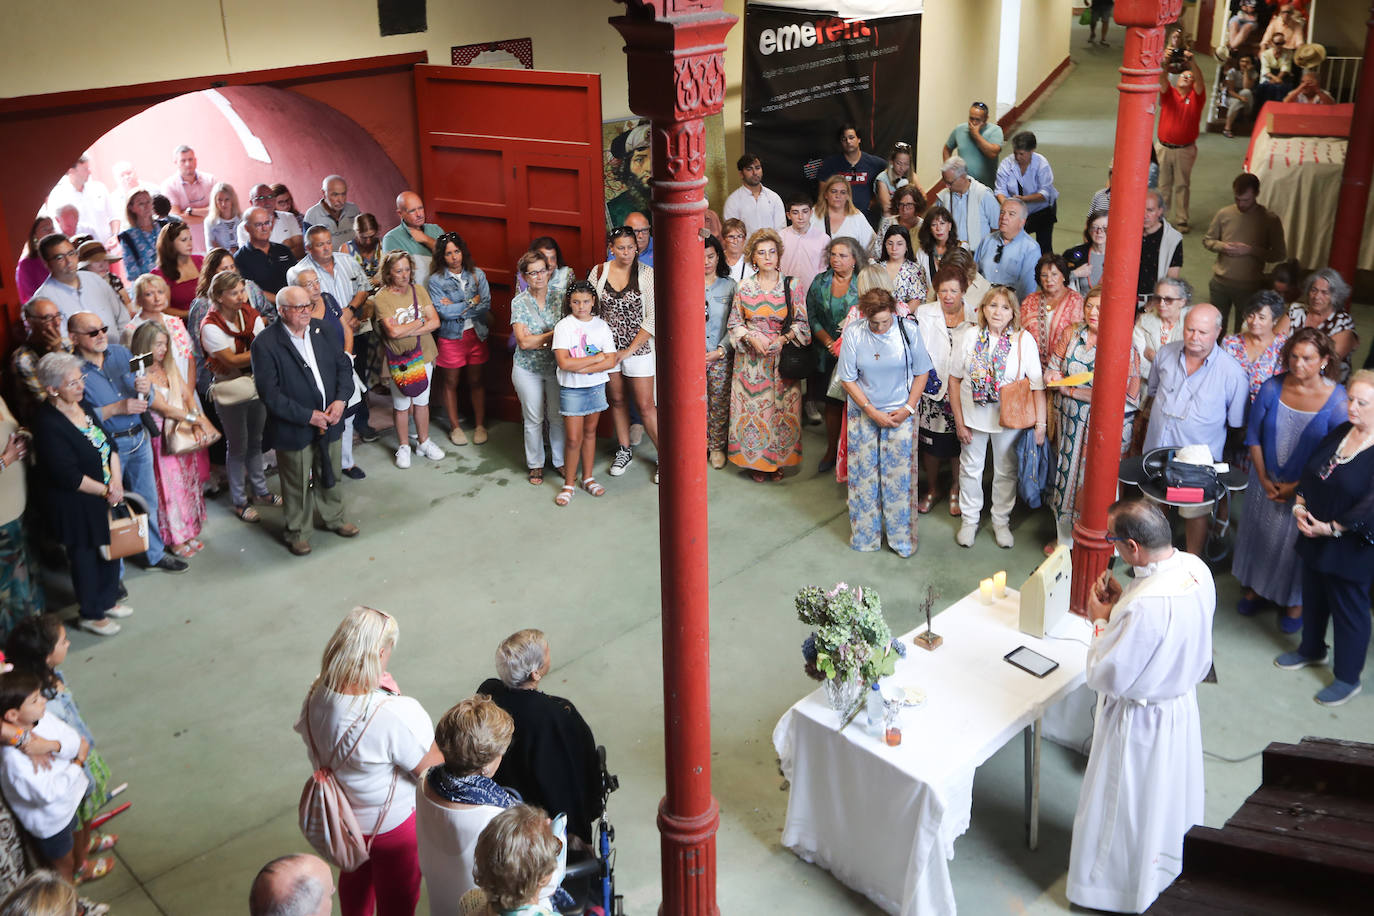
[727,229,811,480]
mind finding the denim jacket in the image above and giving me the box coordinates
[427,267,491,341]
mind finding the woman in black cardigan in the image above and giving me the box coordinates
[1274,369,1374,707]
[33,353,130,636]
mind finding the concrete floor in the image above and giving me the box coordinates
[53,19,1373,916]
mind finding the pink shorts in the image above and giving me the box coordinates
[435,328,489,368]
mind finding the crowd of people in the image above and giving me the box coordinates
[0,9,1368,907]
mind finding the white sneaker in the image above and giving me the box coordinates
[993,525,1014,549]
[394,445,412,469]
[417,438,445,461]
[105,604,134,619]
[956,524,977,548]
[81,618,121,637]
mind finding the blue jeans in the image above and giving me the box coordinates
[115,429,165,565]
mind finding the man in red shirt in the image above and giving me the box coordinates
[1156,52,1206,233]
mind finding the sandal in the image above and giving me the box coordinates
[555,486,575,507]
[750,471,769,483]
[528,467,544,486]
[1223,128,1234,138]
[582,477,606,497]
[233,503,261,523]
[771,470,785,483]
[917,492,937,514]
[88,832,118,854]
[169,543,196,559]
[949,488,962,517]
[75,853,116,885]
[187,538,205,553]
[254,492,283,507]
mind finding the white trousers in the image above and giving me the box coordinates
[511,362,565,470]
[958,427,1019,527]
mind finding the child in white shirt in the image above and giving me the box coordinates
[551,281,617,506]
[0,672,91,883]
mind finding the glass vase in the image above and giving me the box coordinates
[822,672,864,723]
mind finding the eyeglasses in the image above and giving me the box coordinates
[60,377,85,389]
[47,249,77,263]
[893,141,912,151]
[74,326,109,337]
[525,267,549,277]
[34,313,62,323]
[1104,534,1129,543]
[280,303,312,312]
[971,102,989,111]
[994,243,1005,264]
[630,227,651,237]
[608,227,637,241]
[249,220,273,228]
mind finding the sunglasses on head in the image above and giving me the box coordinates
[608,226,637,241]
[971,102,989,111]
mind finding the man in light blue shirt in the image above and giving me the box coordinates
[994,132,1059,254]
[1142,303,1249,554]
[942,101,1004,188]
[973,200,1040,299]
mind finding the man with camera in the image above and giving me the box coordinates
[1156,49,1206,234]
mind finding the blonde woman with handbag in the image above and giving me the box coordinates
[948,285,1046,548]
[129,322,218,558]
[296,606,442,916]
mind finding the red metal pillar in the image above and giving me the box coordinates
[609,3,735,914]
[1328,1,1374,284]
[1070,0,1183,614]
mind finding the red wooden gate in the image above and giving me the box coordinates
[413,66,605,420]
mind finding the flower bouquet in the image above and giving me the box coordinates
[797,582,905,728]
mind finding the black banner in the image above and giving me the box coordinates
[743,5,921,208]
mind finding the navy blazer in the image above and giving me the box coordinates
[250,319,354,452]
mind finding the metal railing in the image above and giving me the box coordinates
[1320,57,1362,104]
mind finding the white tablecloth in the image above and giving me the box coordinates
[772,589,1091,916]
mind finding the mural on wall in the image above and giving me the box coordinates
[601,115,729,234]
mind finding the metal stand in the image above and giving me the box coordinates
[1023,717,1042,850]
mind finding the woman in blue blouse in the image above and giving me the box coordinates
[836,289,934,557]
[118,189,159,278]
[427,233,491,447]
[1233,328,1346,633]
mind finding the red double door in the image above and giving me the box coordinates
[414,65,607,420]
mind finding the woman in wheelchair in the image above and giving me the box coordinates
[478,630,604,845]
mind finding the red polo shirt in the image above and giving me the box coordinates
[1158,84,1204,146]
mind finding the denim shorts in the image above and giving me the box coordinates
[559,383,608,417]
[34,813,77,861]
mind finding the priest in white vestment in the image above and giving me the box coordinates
[1068,498,1215,913]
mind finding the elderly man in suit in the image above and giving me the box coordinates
[250,286,359,555]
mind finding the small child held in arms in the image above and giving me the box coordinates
[0,671,91,883]
[552,281,618,507]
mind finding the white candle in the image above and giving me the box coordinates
[993,570,1007,598]
[979,578,995,603]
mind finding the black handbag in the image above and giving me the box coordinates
[776,277,818,381]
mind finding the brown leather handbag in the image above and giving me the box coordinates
[100,500,149,561]
[998,332,1037,430]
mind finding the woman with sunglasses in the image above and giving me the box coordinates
[588,225,659,482]
[1276,369,1374,707]
[509,250,566,484]
[1064,210,1108,296]
[872,142,922,222]
[1234,329,1344,634]
[428,233,491,447]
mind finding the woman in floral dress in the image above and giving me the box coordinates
[1019,253,1084,368]
[1045,288,1141,551]
[728,229,811,481]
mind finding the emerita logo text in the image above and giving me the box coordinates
[758,18,873,56]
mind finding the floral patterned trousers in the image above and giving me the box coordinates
[845,403,919,557]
